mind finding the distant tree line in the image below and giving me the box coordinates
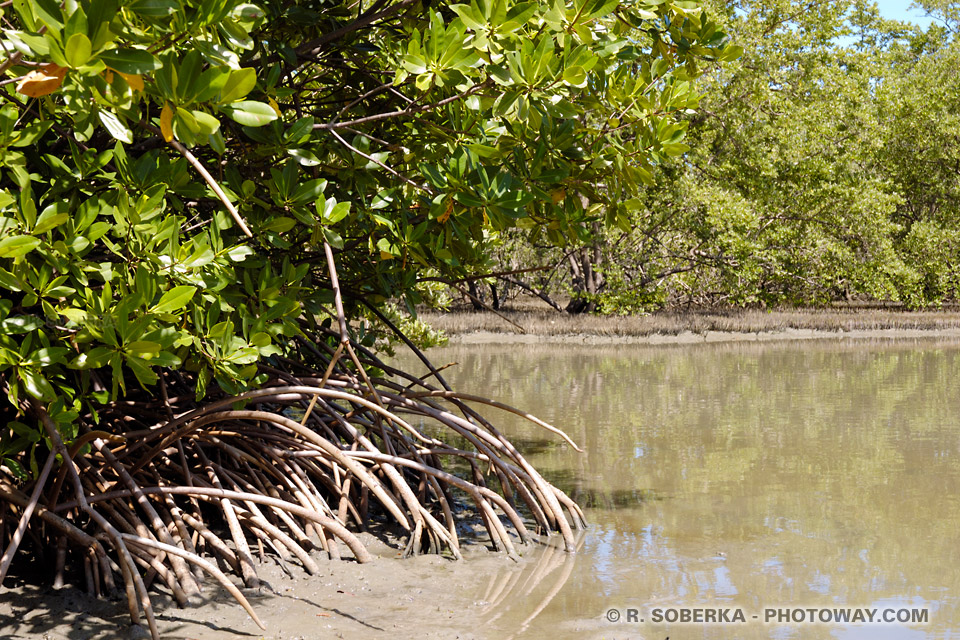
[460,0,960,313]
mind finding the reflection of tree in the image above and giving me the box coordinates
[394,340,960,638]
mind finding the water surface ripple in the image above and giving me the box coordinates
[396,338,960,639]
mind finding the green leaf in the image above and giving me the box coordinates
[562,65,587,88]
[262,217,296,233]
[293,178,327,203]
[402,54,428,75]
[59,308,88,324]
[129,0,178,18]
[196,365,211,399]
[12,121,53,148]
[64,32,93,68]
[226,245,255,261]
[0,315,43,334]
[286,117,314,142]
[28,347,70,366]
[0,235,40,259]
[450,4,484,30]
[98,48,162,74]
[322,227,343,249]
[70,346,115,369]
[20,369,55,401]
[220,101,278,127]
[718,45,744,62]
[192,110,221,136]
[288,148,321,166]
[224,346,258,364]
[660,142,690,156]
[5,31,50,56]
[146,350,180,367]
[124,340,161,354]
[11,0,38,30]
[87,0,120,46]
[182,246,215,268]
[33,208,69,234]
[218,68,257,104]
[32,0,64,29]
[151,285,197,314]
[320,199,350,224]
[99,110,133,143]
[232,3,265,22]
[124,354,158,386]
[2,458,27,480]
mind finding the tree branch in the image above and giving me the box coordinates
[296,0,418,57]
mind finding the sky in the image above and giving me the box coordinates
[874,0,935,27]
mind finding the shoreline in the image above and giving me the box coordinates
[419,308,960,346]
[443,326,960,346]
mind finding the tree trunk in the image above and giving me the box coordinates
[467,280,484,310]
[565,233,605,314]
[489,283,500,310]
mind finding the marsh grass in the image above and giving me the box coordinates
[420,305,960,337]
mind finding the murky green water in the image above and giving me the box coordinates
[395,339,960,639]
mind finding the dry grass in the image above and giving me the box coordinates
[420,307,960,337]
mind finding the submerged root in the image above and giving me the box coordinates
[0,332,584,639]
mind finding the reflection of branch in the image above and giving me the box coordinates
[482,568,513,608]
[482,536,584,638]
[512,546,578,639]
[518,542,567,597]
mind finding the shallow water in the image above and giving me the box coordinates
[394,338,960,640]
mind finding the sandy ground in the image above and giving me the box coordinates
[0,533,540,640]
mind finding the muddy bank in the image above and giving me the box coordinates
[0,534,582,640]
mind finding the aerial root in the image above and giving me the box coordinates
[0,334,583,639]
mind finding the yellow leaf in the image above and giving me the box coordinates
[119,72,144,92]
[380,251,394,261]
[160,103,174,142]
[16,63,67,98]
[437,199,453,224]
[268,97,282,118]
[103,70,114,84]
[550,188,566,204]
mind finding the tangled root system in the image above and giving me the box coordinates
[0,328,584,638]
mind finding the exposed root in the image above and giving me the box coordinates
[0,331,584,639]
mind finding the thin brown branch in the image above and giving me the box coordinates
[295,0,418,57]
[313,81,490,131]
[168,139,253,237]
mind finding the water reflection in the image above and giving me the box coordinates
[394,338,960,639]
[479,535,584,639]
